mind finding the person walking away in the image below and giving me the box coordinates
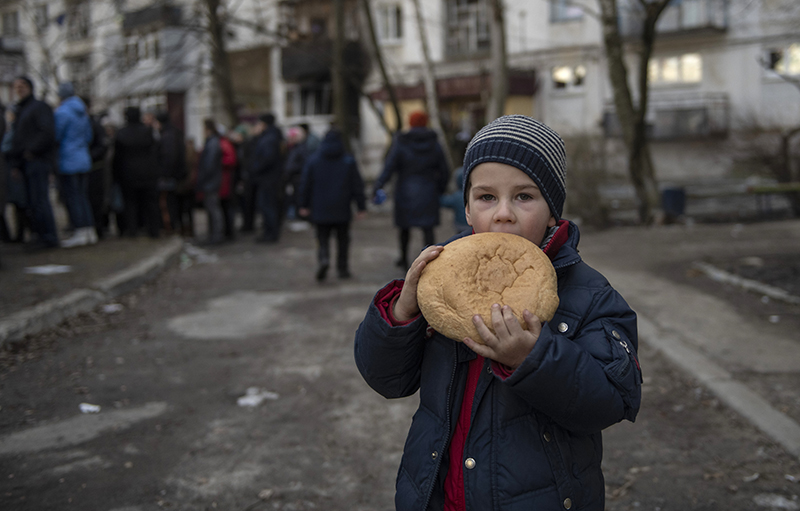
[196,119,224,245]
[0,100,8,243]
[355,115,642,511]
[283,126,305,220]
[298,129,366,281]
[113,106,160,238]
[155,111,187,235]
[55,83,96,248]
[219,130,238,240]
[246,113,284,243]
[373,110,449,269]
[7,76,59,249]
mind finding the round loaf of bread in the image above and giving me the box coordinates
[417,232,559,344]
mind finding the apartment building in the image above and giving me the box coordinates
[360,0,800,185]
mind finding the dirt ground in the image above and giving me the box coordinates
[2,215,800,510]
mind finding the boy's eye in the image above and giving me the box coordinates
[479,194,495,201]
[517,193,533,201]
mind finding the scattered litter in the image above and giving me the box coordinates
[258,489,275,500]
[102,303,124,314]
[741,256,765,267]
[79,403,101,413]
[24,264,73,275]
[236,387,279,407]
[769,315,781,324]
[762,296,771,304]
[743,473,761,482]
[786,474,799,483]
[753,494,799,510]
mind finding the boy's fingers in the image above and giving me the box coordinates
[523,310,542,335]
[472,314,497,347]
[462,336,492,357]
[490,304,509,337]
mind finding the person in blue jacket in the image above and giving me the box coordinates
[55,82,96,248]
[355,115,642,511]
[298,129,366,282]
[373,111,449,269]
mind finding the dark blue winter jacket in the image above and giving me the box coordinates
[54,96,93,174]
[374,127,449,228]
[354,222,641,511]
[246,125,284,186]
[298,131,366,225]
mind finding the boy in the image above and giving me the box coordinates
[354,115,642,510]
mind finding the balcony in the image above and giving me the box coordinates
[620,0,728,39]
[603,91,729,140]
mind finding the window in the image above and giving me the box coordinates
[285,84,332,117]
[551,0,583,22]
[66,1,91,41]
[446,0,490,57]
[766,43,800,76]
[648,53,702,84]
[376,4,402,43]
[552,64,586,90]
[2,11,20,37]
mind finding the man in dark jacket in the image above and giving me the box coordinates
[373,110,450,269]
[83,97,110,240]
[298,129,366,281]
[246,113,284,243]
[155,111,187,235]
[113,106,160,238]
[8,76,59,249]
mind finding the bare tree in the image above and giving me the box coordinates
[486,0,508,122]
[333,0,349,144]
[598,0,670,224]
[203,0,238,127]
[410,0,455,169]
[360,0,402,135]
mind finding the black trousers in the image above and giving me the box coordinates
[122,185,160,238]
[316,222,350,273]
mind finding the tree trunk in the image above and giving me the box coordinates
[333,0,350,149]
[410,0,455,170]
[205,0,238,128]
[487,0,508,122]
[780,127,800,216]
[360,0,402,134]
[598,0,668,224]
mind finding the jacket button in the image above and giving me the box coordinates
[431,451,438,460]
[464,457,476,470]
[564,497,573,509]
[543,432,552,442]
[611,330,621,339]
[558,322,569,333]
[486,365,492,374]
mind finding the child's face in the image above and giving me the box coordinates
[465,162,556,246]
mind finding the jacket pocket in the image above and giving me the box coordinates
[601,322,642,422]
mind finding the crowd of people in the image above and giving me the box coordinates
[0,75,337,256]
[0,74,464,284]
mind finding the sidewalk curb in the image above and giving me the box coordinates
[638,315,800,460]
[0,237,184,347]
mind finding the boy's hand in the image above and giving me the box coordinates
[463,305,542,370]
[393,245,443,322]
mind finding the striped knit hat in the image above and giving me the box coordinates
[462,115,567,219]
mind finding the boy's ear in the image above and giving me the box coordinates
[465,203,472,226]
[548,215,557,228]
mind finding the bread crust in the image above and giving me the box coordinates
[417,232,559,343]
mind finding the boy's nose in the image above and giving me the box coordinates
[493,199,515,223]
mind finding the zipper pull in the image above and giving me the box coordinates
[619,340,630,354]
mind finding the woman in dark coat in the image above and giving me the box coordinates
[374,111,449,269]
